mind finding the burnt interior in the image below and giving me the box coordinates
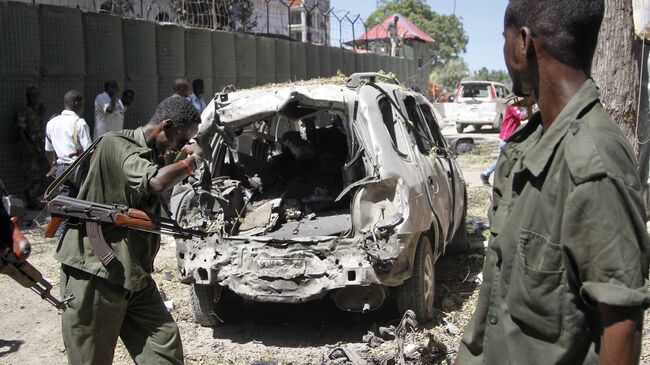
[208,108,364,238]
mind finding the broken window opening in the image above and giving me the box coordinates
[210,108,358,238]
[378,96,409,159]
[403,96,434,155]
[418,104,447,148]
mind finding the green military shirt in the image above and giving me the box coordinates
[458,79,650,364]
[55,127,161,292]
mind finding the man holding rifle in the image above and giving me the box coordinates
[55,96,203,365]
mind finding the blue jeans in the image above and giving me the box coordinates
[483,139,506,177]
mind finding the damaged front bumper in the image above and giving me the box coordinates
[176,233,417,307]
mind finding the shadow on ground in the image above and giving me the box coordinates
[0,340,24,357]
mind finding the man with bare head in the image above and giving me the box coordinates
[456,1,649,364]
[173,78,191,98]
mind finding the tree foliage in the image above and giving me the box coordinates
[430,58,469,90]
[470,67,511,89]
[366,0,468,67]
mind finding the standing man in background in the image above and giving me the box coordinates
[16,86,48,209]
[45,90,92,199]
[187,79,206,113]
[121,89,135,110]
[173,78,191,98]
[94,80,124,140]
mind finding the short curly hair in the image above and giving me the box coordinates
[150,95,201,129]
[506,0,604,72]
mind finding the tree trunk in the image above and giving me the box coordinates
[592,0,642,158]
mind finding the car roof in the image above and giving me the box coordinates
[460,80,504,86]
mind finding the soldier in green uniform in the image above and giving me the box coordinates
[55,96,204,365]
[456,1,650,365]
[16,86,48,209]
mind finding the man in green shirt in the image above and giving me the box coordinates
[55,96,204,365]
[456,1,650,364]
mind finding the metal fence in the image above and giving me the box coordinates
[11,0,371,49]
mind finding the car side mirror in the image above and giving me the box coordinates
[449,137,475,155]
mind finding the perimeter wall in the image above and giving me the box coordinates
[0,1,429,194]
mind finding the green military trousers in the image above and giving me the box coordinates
[60,265,184,365]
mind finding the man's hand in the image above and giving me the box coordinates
[181,143,204,157]
[598,304,642,365]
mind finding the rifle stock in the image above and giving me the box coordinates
[44,215,63,238]
[11,217,31,260]
[0,215,71,310]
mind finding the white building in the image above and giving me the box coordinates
[289,0,330,45]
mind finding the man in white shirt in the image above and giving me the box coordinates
[45,90,92,198]
[187,79,206,112]
[93,80,124,140]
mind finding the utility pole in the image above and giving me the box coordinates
[453,0,457,15]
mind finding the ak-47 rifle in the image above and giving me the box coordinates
[0,216,71,310]
[46,195,207,266]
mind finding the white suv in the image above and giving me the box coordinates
[450,81,510,133]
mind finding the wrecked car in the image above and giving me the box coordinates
[171,73,470,326]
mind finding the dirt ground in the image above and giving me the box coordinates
[1,126,649,364]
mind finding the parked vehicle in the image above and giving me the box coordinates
[449,81,510,133]
[171,73,471,325]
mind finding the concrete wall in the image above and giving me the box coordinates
[0,1,422,195]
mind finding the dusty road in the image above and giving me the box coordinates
[1,127,649,365]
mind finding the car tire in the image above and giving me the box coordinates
[447,190,469,255]
[456,124,465,133]
[396,235,436,322]
[189,283,242,327]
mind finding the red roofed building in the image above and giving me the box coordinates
[357,14,434,44]
[345,14,433,92]
[346,14,433,58]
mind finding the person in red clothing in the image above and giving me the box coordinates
[480,98,526,186]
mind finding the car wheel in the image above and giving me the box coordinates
[456,124,465,133]
[396,235,436,322]
[189,283,242,327]
[447,190,469,255]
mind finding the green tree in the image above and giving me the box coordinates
[366,0,468,67]
[470,67,511,89]
[430,57,469,90]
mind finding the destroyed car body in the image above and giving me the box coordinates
[171,74,469,325]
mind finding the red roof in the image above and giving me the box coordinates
[356,14,434,43]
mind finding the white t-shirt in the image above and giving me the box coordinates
[45,110,92,165]
[94,91,125,140]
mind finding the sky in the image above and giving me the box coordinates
[329,0,508,72]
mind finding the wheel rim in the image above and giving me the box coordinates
[423,253,435,312]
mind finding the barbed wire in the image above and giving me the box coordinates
[16,0,378,49]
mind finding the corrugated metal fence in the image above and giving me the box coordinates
[0,1,421,195]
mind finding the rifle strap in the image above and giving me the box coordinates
[44,136,103,201]
[85,221,116,266]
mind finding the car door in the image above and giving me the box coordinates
[418,100,465,229]
[397,92,454,242]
